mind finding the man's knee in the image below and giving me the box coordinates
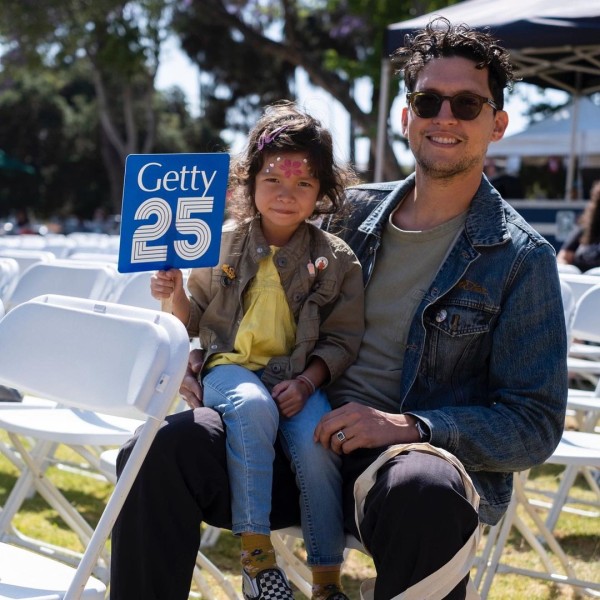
[363,451,477,538]
[117,407,225,476]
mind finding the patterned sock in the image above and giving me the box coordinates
[240,533,277,577]
[311,568,342,600]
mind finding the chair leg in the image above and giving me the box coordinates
[194,551,242,600]
[477,471,600,598]
[271,531,313,598]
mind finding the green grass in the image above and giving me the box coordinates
[1,432,598,599]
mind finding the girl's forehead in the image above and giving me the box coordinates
[261,152,315,177]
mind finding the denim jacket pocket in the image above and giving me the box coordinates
[421,301,498,384]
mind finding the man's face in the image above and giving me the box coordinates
[401,56,508,180]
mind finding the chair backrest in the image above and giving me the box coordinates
[570,284,600,345]
[111,271,161,310]
[558,272,600,303]
[584,266,600,276]
[0,294,190,420]
[0,248,55,274]
[68,251,119,264]
[43,234,77,258]
[557,263,581,274]
[5,259,118,311]
[0,257,20,300]
[560,279,575,334]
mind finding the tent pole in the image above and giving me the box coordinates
[564,94,581,200]
[374,59,391,182]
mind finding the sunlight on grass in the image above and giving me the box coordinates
[1,431,598,599]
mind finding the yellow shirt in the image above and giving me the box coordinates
[206,248,296,371]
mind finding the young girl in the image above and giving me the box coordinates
[151,101,364,600]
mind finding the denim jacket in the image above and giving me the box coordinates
[324,173,568,524]
[186,219,365,392]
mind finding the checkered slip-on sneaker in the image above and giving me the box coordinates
[242,567,294,600]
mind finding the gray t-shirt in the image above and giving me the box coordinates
[328,209,467,412]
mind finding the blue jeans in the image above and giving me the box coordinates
[202,364,344,566]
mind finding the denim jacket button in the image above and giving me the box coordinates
[435,309,448,323]
[272,365,281,373]
[293,292,303,302]
[210,344,218,350]
[276,256,287,267]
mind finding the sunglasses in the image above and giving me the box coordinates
[406,91,499,121]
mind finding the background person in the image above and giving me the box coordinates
[557,180,600,271]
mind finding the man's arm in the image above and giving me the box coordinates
[411,244,568,473]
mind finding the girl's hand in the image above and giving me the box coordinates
[150,269,184,300]
[272,379,308,418]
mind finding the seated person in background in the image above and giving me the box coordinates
[558,180,600,272]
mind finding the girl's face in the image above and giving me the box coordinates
[254,151,321,246]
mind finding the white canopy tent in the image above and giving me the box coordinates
[487,97,600,160]
[376,0,600,198]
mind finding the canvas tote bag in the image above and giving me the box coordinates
[354,443,482,600]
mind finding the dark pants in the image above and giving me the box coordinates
[110,408,478,600]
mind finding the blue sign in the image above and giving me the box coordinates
[118,153,230,273]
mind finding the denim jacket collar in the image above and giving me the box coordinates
[358,172,511,249]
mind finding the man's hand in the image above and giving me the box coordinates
[179,348,205,409]
[313,402,420,454]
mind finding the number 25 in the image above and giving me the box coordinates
[131,197,213,263]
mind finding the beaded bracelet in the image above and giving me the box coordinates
[296,374,316,395]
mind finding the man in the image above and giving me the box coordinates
[110,17,567,600]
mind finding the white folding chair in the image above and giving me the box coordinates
[3,259,118,312]
[0,293,190,599]
[557,263,582,274]
[559,279,575,337]
[0,248,55,276]
[98,448,240,600]
[43,234,77,258]
[0,257,19,301]
[566,284,600,378]
[475,431,600,599]
[110,270,161,310]
[559,272,600,304]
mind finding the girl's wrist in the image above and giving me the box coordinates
[296,374,316,395]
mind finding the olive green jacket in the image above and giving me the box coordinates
[186,218,364,390]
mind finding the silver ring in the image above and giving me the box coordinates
[336,430,346,442]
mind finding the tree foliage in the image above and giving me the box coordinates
[173,0,453,178]
[0,0,457,219]
[0,0,227,217]
[0,0,172,211]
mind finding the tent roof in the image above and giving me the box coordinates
[487,97,600,157]
[385,0,600,95]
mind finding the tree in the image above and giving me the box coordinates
[173,0,453,179]
[0,48,225,220]
[0,0,171,212]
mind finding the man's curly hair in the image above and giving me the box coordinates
[393,17,517,110]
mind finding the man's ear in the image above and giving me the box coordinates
[401,107,409,137]
[491,110,509,142]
